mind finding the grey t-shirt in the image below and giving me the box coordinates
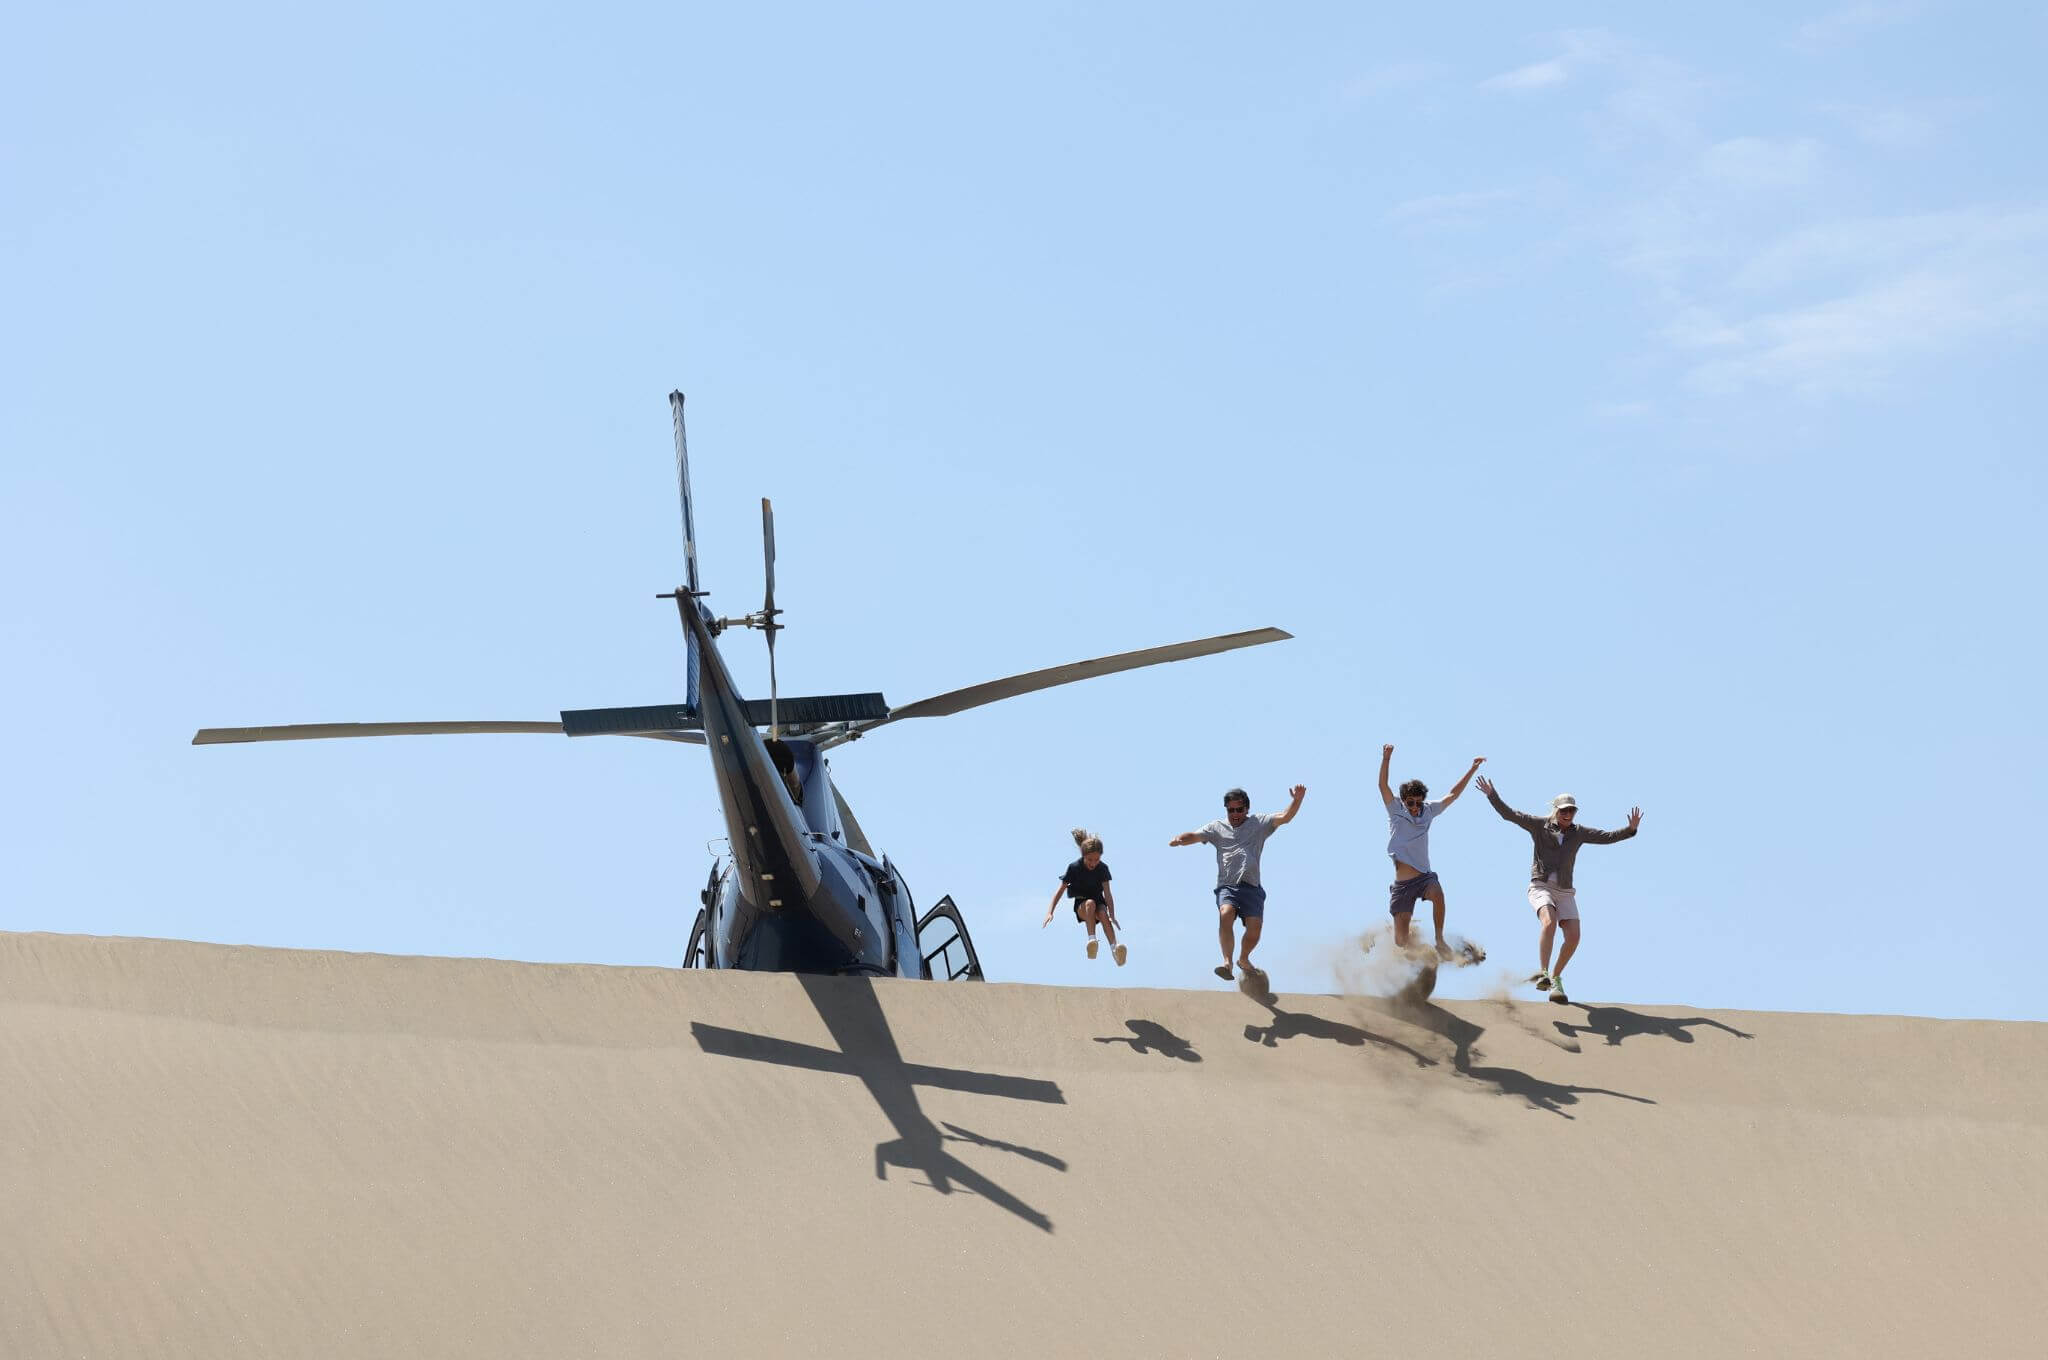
[1199,813,1279,888]
[1384,796,1446,873]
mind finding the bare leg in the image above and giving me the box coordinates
[1238,916,1264,968]
[1081,902,1098,939]
[1553,919,1581,980]
[1426,883,1448,947]
[1217,905,1238,969]
[1095,904,1118,947]
[1537,905,1558,975]
[1392,912,1412,948]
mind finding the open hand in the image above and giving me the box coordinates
[1289,784,1307,802]
[1476,775,1496,796]
[1627,806,1643,831]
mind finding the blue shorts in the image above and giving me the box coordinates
[1389,871,1440,917]
[1215,882,1266,919]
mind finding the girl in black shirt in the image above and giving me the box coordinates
[1042,828,1125,965]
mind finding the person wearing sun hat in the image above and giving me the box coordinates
[1474,776,1642,1004]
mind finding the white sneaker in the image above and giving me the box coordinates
[1086,938,1099,960]
[1112,943,1128,966]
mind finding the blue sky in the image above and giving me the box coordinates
[5,2,2043,1020]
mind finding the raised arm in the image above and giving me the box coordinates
[1476,775,1545,832]
[1269,784,1308,828]
[1438,756,1486,810]
[1378,745,1395,804]
[1578,807,1644,844]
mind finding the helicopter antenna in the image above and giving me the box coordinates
[761,498,781,736]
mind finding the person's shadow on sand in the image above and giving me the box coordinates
[1094,1020,1202,1062]
[1377,1000,1657,1120]
[1552,1003,1754,1047]
[1242,998,1437,1068]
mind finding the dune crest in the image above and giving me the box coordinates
[5,931,2044,1357]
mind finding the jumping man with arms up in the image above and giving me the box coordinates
[1169,784,1306,983]
[1476,775,1642,1005]
[1379,746,1485,956]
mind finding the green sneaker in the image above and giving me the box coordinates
[1548,979,1570,1004]
[1531,971,1553,992]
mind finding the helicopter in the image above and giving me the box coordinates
[195,392,1291,981]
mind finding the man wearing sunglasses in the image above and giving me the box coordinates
[1476,775,1642,1004]
[1379,745,1486,957]
[1169,783,1307,982]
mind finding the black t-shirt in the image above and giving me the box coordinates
[1063,858,1112,903]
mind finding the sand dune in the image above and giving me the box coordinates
[4,931,2044,1357]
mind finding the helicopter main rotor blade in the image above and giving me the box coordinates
[192,721,706,746]
[672,391,701,595]
[877,626,1293,725]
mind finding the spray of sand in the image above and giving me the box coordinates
[1323,923,1495,1006]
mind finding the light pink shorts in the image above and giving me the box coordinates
[1527,882,1580,922]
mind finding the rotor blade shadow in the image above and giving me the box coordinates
[939,1122,1068,1171]
[692,1025,1062,1102]
[692,973,1066,1234]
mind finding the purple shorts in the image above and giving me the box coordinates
[1389,871,1440,917]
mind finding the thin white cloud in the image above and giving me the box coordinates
[1661,207,2048,395]
[1479,29,1707,154]
[1479,28,1622,93]
[1482,59,1569,92]
[1448,26,2042,402]
[1729,206,2048,293]
[1681,266,2042,395]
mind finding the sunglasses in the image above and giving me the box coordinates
[1225,804,1248,814]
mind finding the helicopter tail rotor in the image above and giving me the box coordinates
[761,498,781,736]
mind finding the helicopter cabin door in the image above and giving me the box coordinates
[915,895,985,981]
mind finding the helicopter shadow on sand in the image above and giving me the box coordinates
[1550,1003,1754,1048]
[1093,1019,1203,1062]
[692,973,1067,1233]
